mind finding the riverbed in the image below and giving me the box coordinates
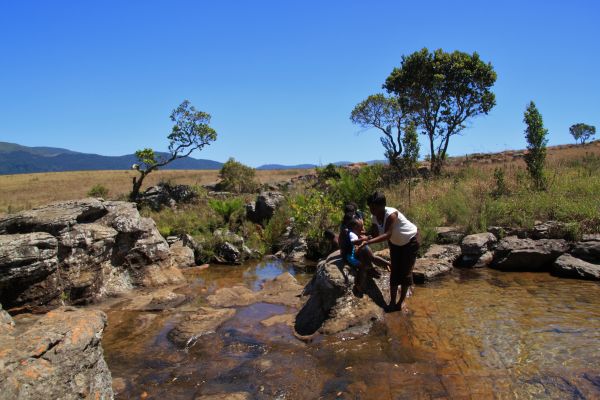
[101,261,600,399]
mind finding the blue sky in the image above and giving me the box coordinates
[1,1,598,166]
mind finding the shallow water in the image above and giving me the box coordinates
[101,261,600,399]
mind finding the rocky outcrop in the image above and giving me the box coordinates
[137,182,197,211]
[459,232,497,268]
[435,227,465,244]
[211,229,258,264]
[0,307,113,399]
[552,254,600,280]
[246,191,284,225]
[492,236,569,271]
[170,239,196,268]
[0,199,183,312]
[294,252,387,337]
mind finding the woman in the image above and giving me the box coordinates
[359,191,420,312]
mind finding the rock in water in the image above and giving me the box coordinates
[0,198,183,312]
[571,237,600,264]
[168,307,236,347]
[552,254,600,280]
[376,244,460,283]
[459,232,497,268]
[294,251,387,337]
[0,307,113,399]
[492,236,569,271]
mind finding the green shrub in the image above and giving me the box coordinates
[88,184,109,198]
[328,165,383,210]
[218,158,259,193]
[316,163,341,182]
[263,203,292,252]
[208,197,245,224]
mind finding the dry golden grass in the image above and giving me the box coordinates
[0,169,311,214]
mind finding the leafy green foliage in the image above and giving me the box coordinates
[491,167,509,198]
[569,123,596,144]
[350,94,407,169]
[384,48,496,174]
[87,184,109,198]
[289,191,340,245]
[401,122,420,174]
[523,101,548,190]
[208,197,245,224]
[131,100,217,200]
[316,163,341,182]
[327,166,383,211]
[218,158,259,193]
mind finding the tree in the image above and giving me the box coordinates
[350,94,408,170]
[569,123,596,144]
[401,121,420,205]
[130,100,217,200]
[523,101,548,190]
[384,48,497,175]
[218,158,259,193]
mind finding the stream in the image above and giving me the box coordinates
[100,261,600,399]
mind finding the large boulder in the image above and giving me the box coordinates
[376,244,460,283]
[459,232,497,268]
[552,254,600,280]
[0,199,183,312]
[435,227,465,244]
[0,233,59,310]
[0,307,113,399]
[570,236,600,264]
[169,239,196,268]
[246,191,284,224]
[294,251,387,337]
[492,236,569,271]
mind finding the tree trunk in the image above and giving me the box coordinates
[130,172,146,201]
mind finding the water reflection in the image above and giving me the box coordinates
[101,261,600,399]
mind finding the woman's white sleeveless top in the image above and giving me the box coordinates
[373,207,417,246]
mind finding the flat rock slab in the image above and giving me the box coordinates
[0,307,113,399]
[208,272,303,308]
[168,307,236,347]
[571,239,600,264]
[552,254,600,280]
[492,236,569,271]
[460,232,497,257]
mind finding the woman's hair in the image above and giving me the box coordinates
[342,211,355,227]
[343,202,358,214]
[348,218,362,230]
[367,191,386,207]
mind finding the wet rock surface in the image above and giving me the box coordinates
[168,307,236,347]
[492,236,569,271]
[0,307,113,400]
[0,198,183,312]
[294,251,387,337]
[459,232,497,268]
[552,254,600,280]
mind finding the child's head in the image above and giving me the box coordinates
[344,202,358,215]
[348,217,364,234]
[342,211,355,228]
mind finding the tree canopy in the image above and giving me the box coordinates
[569,123,596,144]
[383,48,496,174]
[523,101,548,190]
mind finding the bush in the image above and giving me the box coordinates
[328,165,383,211]
[87,184,109,198]
[316,163,341,182]
[218,158,259,193]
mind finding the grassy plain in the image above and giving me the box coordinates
[0,168,310,215]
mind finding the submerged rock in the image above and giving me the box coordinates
[0,307,113,399]
[0,198,183,312]
[492,236,569,271]
[552,254,600,280]
[294,251,387,337]
[168,307,236,347]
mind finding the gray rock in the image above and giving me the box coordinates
[294,251,386,337]
[530,220,571,240]
[571,238,600,264]
[460,232,497,256]
[0,198,183,311]
[137,182,197,211]
[214,242,241,264]
[435,227,465,244]
[492,236,569,271]
[0,307,113,399]
[246,191,284,224]
[170,240,196,268]
[552,254,600,280]
[0,303,15,334]
[168,307,236,347]
[0,232,59,310]
[0,198,107,235]
[213,229,244,247]
[414,244,461,282]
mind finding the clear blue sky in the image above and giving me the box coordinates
[1,1,599,166]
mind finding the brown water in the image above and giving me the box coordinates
[101,261,600,399]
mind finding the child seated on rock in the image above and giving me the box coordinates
[341,214,390,295]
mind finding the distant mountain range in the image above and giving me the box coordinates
[0,142,384,174]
